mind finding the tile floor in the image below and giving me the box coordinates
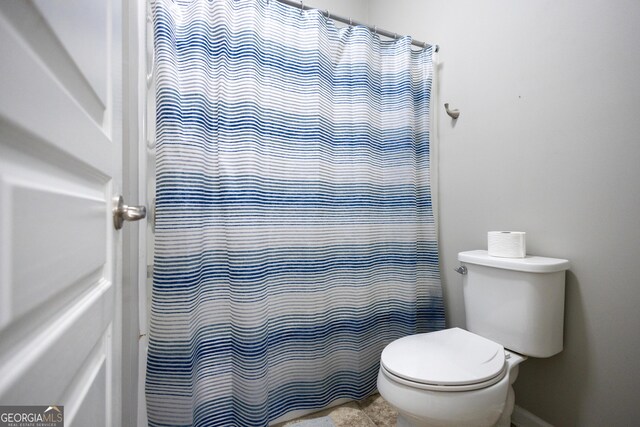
[275,394,397,427]
[277,395,517,427]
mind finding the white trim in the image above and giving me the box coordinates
[512,405,554,427]
[121,0,148,423]
[137,335,149,426]
[135,0,150,424]
[120,0,141,423]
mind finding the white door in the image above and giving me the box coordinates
[0,1,126,426]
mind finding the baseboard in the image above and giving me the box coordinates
[512,405,553,427]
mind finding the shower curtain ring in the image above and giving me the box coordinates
[349,17,353,26]
[300,0,303,13]
[373,25,377,35]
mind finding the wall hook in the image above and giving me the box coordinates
[444,103,460,119]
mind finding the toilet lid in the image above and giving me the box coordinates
[380,328,505,386]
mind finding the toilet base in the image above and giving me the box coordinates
[378,369,508,427]
[379,352,526,427]
[394,385,514,427]
[494,386,515,427]
[396,414,418,427]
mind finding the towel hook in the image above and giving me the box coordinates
[444,103,460,119]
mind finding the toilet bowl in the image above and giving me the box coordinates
[377,250,569,427]
[377,328,526,427]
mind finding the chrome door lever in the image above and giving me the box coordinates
[113,195,147,230]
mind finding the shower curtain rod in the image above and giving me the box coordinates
[275,0,439,52]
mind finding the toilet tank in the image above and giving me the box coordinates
[458,250,570,358]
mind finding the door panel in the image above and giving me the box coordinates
[0,0,123,426]
[5,174,106,326]
[0,1,118,176]
[0,282,113,405]
[32,0,110,108]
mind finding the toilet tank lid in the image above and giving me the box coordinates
[458,250,570,273]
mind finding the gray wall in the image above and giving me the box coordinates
[365,0,640,425]
[304,0,370,24]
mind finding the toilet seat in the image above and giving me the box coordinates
[380,363,507,392]
[380,328,507,392]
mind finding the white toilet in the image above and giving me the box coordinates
[378,250,570,427]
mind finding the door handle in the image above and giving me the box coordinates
[113,195,147,230]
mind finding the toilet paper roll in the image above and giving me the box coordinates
[487,231,526,258]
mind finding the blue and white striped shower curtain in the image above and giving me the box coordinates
[147,0,444,425]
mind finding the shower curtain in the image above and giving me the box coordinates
[147,0,444,425]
